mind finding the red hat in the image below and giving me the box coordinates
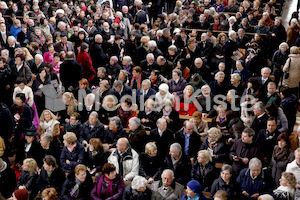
[114,17,121,24]
[14,189,28,200]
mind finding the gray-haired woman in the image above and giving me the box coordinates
[122,176,152,200]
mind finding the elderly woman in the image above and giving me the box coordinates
[189,111,208,136]
[191,150,218,192]
[130,66,143,89]
[210,164,241,200]
[167,45,180,66]
[98,95,118,125]
[39,132,60,164]
[122,176,152,200]
[62,164,93,200]
[200,127,227,163]
[91,163,124,200]
[96,80,110,103]
[174,85,197,116]
[261,12,273,27]
[227,16,239,32]
[168,69,187,96]
[117,70,129,85]
[286,18,300,46]
[85,138,109,175]
[270,133,294,187]
[72,78,92,100]
[155,83,175,110]
[282,46,300,96]
[273,172,296,200]
[60,132,85,173]
[117,97,138,128]
[182,180,208,200]
[103,116,127,147]
[161,99,181,132]
[138,99,160,130]
[197,85,216,118]
[37,109,60,137]
[211,105,229,130]
[139,142,162,184]
[237,158,273,200]
[209,71,228,95]
[122,56,134,76]
[272,42,289,86]
[229,73,245,96]
[106,56,122,81]
[233,60,251,84]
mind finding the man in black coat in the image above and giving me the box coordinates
[158,28,172,57]
[109,80,132,101]
[190,58,212,83]
[100,22,115,54]
[198,33,213,64]
[236,28,250,49]
[133,5,149,25]
[256,67,272,96]
[140,54,159,78]
[0,23,12,49]
[268,17,287,58]
[195,14,210,30]
[136,79,157,104]
[149,118,174,159]
[0,158,16,199]
[163,143,191,185]
[60,51,83,91]
[174,120,202,158]
[251,101,269,134]
[90,34,108,70]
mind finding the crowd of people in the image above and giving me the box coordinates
[0,0,299,199]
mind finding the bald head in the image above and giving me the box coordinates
[116,138,129,152]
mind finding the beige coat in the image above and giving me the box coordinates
[282,54,300,88]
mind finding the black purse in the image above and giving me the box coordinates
[283,58,291,79]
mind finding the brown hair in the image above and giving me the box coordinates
[41,188,58,200]
[277,133,291,148]
[192,111,202,119]
[78,78,89,87]
[74,164,87,175]
[89,138,103,151]
[132,66,142,74]
[102,163,116,175]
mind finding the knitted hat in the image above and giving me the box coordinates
[24,125,37,136]
[159,83,169,93]
[110,56,118,63]
[14,189,28,200]
[187,180,202,194]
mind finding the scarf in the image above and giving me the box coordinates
[123,65,131,76]
[274,186,295,200]
[70,177,81,198]
[97,174,114,197]
[43,119,53,133]
[188,194,200,200]
[273,146,288,161]
[130,74,141,89]
[151,77,157,84]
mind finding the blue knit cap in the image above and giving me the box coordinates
[187,180,202,194]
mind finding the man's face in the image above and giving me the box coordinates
[141,82,150,91]
[241,132,252,144]
[128,121,137,131]
[89,115,97,126]
[195,60,203,68]
[0,23,5,32]
[61,36,67,44]
[35,57,42,65]
[88,20,94,27]
[261,69,270,79]
[158,121,167,131]
[184,123,194,135]
[116,140,127,152]
[267,84,276,94]
[164,31,171,38]
[267,120,277,133]
[201,34,207,42]
[162,172,173,187]
[169,148,180,158]
[238,30,244,38]
[122,7,128,14]
[147,56,154,64]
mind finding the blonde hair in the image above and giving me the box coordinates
[41,188,58,200]
[207,127,222,141]
[214,190,227,200]
[282,172,297,188]
[102,95,116,109]
[63,92,78,116]
[176,0,182,7]
[140,36,150,45]
[145,142,157,155]
[63,132,77,145]
[290,46,299,54]
[23,158,37,174]
[39,109,57,122]
[198,150,212,164]
[145,98,155,108]
[22,47,34,60]
[74,164,87,175]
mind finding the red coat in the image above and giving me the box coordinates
[76,51,96,82]
[174,94,197,116]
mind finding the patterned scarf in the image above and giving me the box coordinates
[70,177,81,198]
[130,74,142,89]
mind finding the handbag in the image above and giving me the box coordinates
[283,58,291,79]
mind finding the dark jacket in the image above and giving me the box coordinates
[250,112,269,134]
[209,80,229,95]
[16,139,43,166]
[85,147,109,174]
[122,185,151,200]
[0,162,16,199]
[103,126,127,147]
[200,136,228,163]
[139,153,162,180]
[175,129,202,158]
[140,60,158,78]
[158,36,172,57]
[236,168,274,199]
[160,108,181,132]
[210,176,241,200]
[60,59,83,90]
[229,139,260,174]
[90,42,108,69]
[138,110,160,130]
[272,50,289,73]
[236,35,250,48]
[79,120,105,143]
[191,161,218,192]
[163,153,191,185]
[109,85,132,101]
[60,142,85,173]
[168,77,187,96]
[17,170,38,192]
[65,122,83,138]
[0,102,14,140]
[36,166,66,194]
[128,126,147,154]
[90,173,124,200]
[105,63,121,81]
[135,45,148,66]
[136,87,157,104]
[62,170,94,200]
[149,128,174,159]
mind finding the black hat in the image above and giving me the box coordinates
[25,125,37,136]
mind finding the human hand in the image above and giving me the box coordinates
[242,157,249,164]
[66,160,70,165]
[148,177,154,183]
[242,191,249,197]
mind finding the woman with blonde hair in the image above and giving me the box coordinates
[37,110,60,137]
[59,92,78,124]
[138,98,160,130]
[98,95,118,125]
[191,150,218,191]
[41,188,58,200]
[272,172,296,200]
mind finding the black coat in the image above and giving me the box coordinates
[163,153,191,185]
[138,110,160,130]
[79,120,105,143]
[158,36,172,57]
[209,80,229,96]
[272,50,289,72]
[109,85,132,101]
[61,170,94,200]
[210,176,241,200]
[103,126,127,147]
[191,161,218,192]
[60,59,83,90]
[84,147,109,173]
[140,60,158,78]
[139,153,162,180]
[250,112,269,134]
[174,129,202,158]
[60,142,85,173]
[15,140,43,166]
[149,128,174,159]
[90,42,108,69]
[0,102,14,140]
[122,185,152,200]
[0,162,16,199]
[105,63,121,81]
[135,45,148,66]
[128,126,147,154]
[236,35,250,49]
[36,166,66,194]
[200,136,228,163]
[198,41,213,61]
[65,122,83,138]
[17,170,38,195]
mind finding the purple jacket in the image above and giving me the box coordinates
[213,3,225,12]
[168,77,187,95]
[91,173,125,200]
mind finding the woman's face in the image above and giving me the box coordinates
[43,111,51,121]
[251,166,261,177]
[79,83,86,90]
[159,90,166,96]
[149,148,157,157]
[220,36,226,43]
[236,61,243,71]
[193,117,201,125]
[43,162,52,171]
[35,29,41,36]
[137,185,147,192]
[118,72,125,81]
[280,45,287,53]
[15,97,23,106]
[145,105,152,113]
[40,69,46,79]
[22,164,29,171]
[40,137,50,148]
[63,96,70,104]
[186,186,197,198]
[279,175,288,187]
[48,45,54,52]
[109,121,117,131]
[54,56,60,63]
[79,33,85,40]
[164,105,172,112]
[230,76,238,84]
[197,153,207,164]
[218,110,226,118]
[76,170,87,182]
[99,83,106,92]
[217,75,224,83]
[16,57,22,66]
[25,135,35,144]
[208,134,217,143]
[106,170,116,180]
[185,86,193,96]
[150,71,157,80]
[221,170,232,182]
[254,34,260,40]
[278,139,287,149]
[132,70,139,78]
[172,72,179,80]
[109,59,115,66]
